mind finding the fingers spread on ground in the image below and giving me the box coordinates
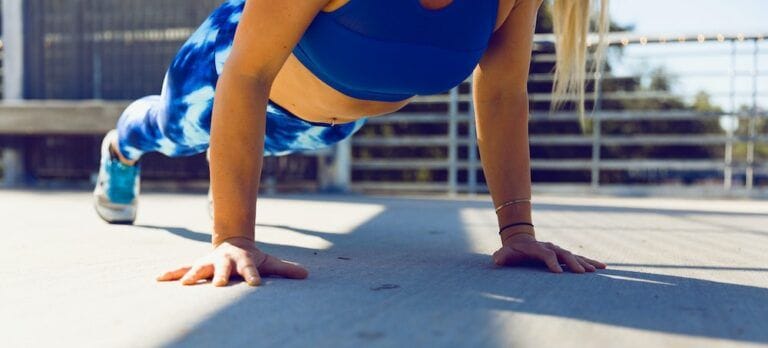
[543,250,564,273]
[580,256,608,269]
[522,244,562,273]
[181,264,213,286]
[576,257,596,272]
[157,267,191,281]
[237,260,262,286]
[261,255,309,279]
[213,259,233,287]
[553,247,585,273]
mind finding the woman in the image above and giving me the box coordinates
[93,0,609,287]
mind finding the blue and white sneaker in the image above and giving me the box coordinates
[93,129,141,224]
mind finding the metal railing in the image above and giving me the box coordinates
[348,33,768,197]
[1,26,765,197]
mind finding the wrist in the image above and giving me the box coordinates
[495,203,534,245]
[212,235,255,249]
[495,201,532,227]
[212,220,255,248]
[500,227,536,246]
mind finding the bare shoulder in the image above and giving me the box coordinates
[224,0,331,79]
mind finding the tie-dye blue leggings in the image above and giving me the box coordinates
[115,0,367,162]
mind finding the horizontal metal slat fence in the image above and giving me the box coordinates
[8,5,768,197]
[23,0,221,100]
[349,33,768,197]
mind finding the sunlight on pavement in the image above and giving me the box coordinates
[481,292,525,303]
[458,207,500,254]
[597,274,676,286]
[255,198,386,250]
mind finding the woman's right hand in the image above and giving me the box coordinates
[156,236,309,286]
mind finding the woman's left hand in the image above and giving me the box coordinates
[492,233,607,273]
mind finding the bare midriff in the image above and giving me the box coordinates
[268,54,411,125]
[268,0,514,126]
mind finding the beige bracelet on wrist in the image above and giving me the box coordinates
[212,235,255,248]
[495,198,532,214]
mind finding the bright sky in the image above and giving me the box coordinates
[606,0,768,112]
[610,0,768,35]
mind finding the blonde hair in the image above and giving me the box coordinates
[551,0,610,129]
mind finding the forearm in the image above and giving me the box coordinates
[474,91,534,240]
[209,70,271,247]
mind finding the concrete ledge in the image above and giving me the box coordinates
[0,100,130,135]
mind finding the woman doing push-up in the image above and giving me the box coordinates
[93,0,609,286]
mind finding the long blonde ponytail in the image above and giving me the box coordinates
[551,0,610,129]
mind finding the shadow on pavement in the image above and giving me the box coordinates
[149,195,767,346]
[135,224,211,243]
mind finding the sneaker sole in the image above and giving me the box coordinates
[93,195,137,224]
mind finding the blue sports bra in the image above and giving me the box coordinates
[292,0,500,102]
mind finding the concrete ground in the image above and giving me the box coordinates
[1,189,768,348]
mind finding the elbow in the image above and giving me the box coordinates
[473,75,529,105]
[473,89,531,123]
[474,89,530,113]
[221,55,279,90]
